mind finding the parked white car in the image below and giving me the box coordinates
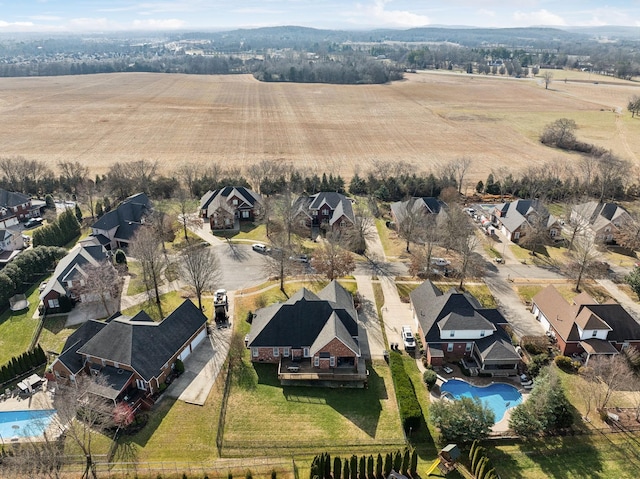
[401,326,416,350]
[431,257,451,267]
[252,243,271,254]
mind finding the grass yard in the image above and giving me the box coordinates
[38,315,75,355]
[222,358,405,454]
[0,285,42,365]
[125,260,158,296]
[555,283,612,304]
[434,282,497,308]
[515,285,544,304]
[396,282,420,303]
[375,218,407,259]
[122,291,192,321]
[213,223,268,242]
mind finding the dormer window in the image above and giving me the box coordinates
[592,330,597,337]
[449,331,455,338]
[322,209,329,216]
[232,199,238,206]
[480,331,485,337]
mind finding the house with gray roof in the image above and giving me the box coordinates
[200,186,263,230]
[409,280,520,376]
[571,201,631,243]
[390,197,446,230]
[51,299,208,408]
[90,192,151,250]
[491,199,560,243]
[39,244,112,313]
[294,192,355,232]
[247,280,367,387]
[0,188,34,228]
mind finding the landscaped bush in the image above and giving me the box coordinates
[528,353,550,377]
[174,359,185,375]
[554,355,579,372]
[0,345,47,387]
[388,351,422,432]
[422,369,437,390]
[521,336,550,355]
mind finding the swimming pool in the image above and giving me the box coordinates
[440,379,522,423]
[0,409,57,439]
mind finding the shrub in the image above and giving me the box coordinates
[528,353,550,377]
[174,359,185,375]
[245,471,253,479]
[388,351,422,432]
[422,369,437,389]
[554,355,575,372]
[521,336,550,355]
[115,249,127,264]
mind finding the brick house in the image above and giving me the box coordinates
[90,192,151,250]
[39,244,112,313]
[50,299,208,408]
[409,281,520,376]
[0,189,34,228]
[531,285,640,362]
[294,192,355,231]
[570,201,631,243]
[246,281,367,387]
[491,199,560,243]
[200,186,263,230]
[0,228,24,264]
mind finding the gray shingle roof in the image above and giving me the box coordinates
[76,299,207,381]
[307,192,355,225]
[200,186,262,217]
[390,197,446,225]
[91,192,151,235]
[248,281,357,349]
[310,311,360,356]
[55,319,108,374]
[0,189,30,208]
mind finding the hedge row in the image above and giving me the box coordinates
[388,351,422,432]
[0,345,47,388]
[0,245,66,308]
[33,208,81,247]
[310,448,417,479]
[468,440,498,479]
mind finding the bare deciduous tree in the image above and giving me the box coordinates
[180,243,221,311]
[176,187,201,242]
[311,234,356,281]
[0,156,52,193]
[568,233,600,292]
[396,198,427,253]
[58,160,89,195]
[542,70,553,89]
[71,261,122,318]
[129,226,166,318]
[449,157,472,194]
[582,355,636,412]
[342,206,375,255]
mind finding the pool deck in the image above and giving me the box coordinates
[0,385,56,443]
[428,363,531,433]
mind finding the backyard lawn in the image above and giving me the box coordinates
[0,285,42,364]
[122,291,191,321]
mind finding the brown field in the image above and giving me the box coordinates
[1,69,639,185]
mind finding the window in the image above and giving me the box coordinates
[136,379,148,390]
[314,356,319,367]
[513,232,520,240]
[592,330,598,337]
[283,347,290,357]
[273,347,279,357]
[303,347,310,357]
[466,343,472,352]
[252,348,259,357]
[48,298,60,309]
[242,211,250,218]
[447,343,454,352]
[330,356,335,367]
[550,229,557,237]
[232,198,238,205]
[449,331,455,338]
[312,210,318,216]
[480,331,485,337]
[322,208,329,216]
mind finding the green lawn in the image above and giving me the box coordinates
[396,283,420,303]
[125,261,165,296]
[0,285,42,365]
[38,315,75,355]
[213,222,268,242]
[122,291,189,321]
[375,218,407,259]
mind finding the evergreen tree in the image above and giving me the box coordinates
[409,449,417,476]
[350,456,357,479]
[334,457,342,479]
[75,203,83,222]
[359,456,366,479]
[383,454,392,477]
[366,456,374,479]
[401,449,409,476]
[343,459,350,479]
[375,454,383,479]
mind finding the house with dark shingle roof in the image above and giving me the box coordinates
[200,186,263,230]
[294,192,355,232]
[247,280,367,386]
[0,188,33,228]
[531,285,640,363]
[571,201,631,243]
[90,192,151,250]
[491,199,561,243]
[390,197,447,231]
[409,280,520,376]
[39,244,112,313]
[51,299,208,407]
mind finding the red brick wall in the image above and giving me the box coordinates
[442,341,473,360]
[314,338,357,359]
[251,346,289,363]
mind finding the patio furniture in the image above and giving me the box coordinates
[443,366,454,374]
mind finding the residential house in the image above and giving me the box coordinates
[390,197,447,229]
[200,186,263,230]
[409,280,520,376]
[50,299,208,408]
[571,201,631,243]
[491,199,560,243]
[0,228,25,265]
[39,244,111,313]
[90,193,151,250]
[531,285,640,363]
[0,189,33,228]
[294,192,355,231]
[247,280,367,387]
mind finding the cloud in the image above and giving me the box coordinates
[28,15,63,22]
[0,20,36,28]
[513,9,566,26]
[352,0,430,27]
[132,18,187,29]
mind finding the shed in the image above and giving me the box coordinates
[440,444,461,462]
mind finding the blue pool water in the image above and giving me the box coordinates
[0,409,56,439]
[440,379,522,423]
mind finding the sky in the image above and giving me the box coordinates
[0,1,639,33]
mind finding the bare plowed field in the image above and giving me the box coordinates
[1,71,639,183]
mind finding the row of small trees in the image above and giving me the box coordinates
[0,245,66,310]
[32,208,81,247]
[310,449,418,479]
[388,351,422,433]
[468,440,498,479]
[0,345,47,387]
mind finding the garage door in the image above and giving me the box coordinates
[191,328,207,350]
[178,347,191,362]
